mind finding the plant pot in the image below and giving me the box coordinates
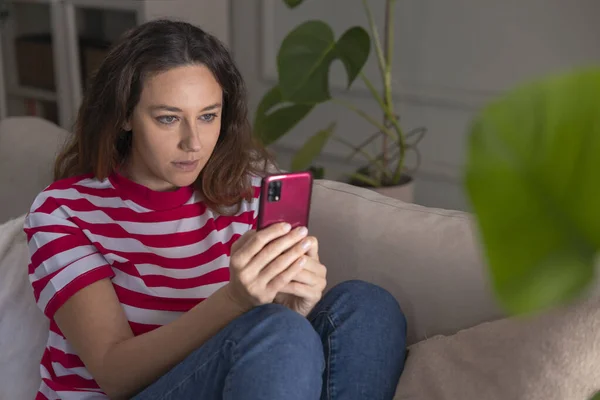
[349,174,415,203]
[372,178,415,203]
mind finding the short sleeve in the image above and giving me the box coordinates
[24,201,114,319]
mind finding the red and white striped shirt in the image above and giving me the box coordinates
[24,172,261,399]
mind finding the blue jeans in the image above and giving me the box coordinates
[132,280,408,400]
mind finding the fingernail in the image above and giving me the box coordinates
[297,227,308,237]
[282,223,292,232]
[299,256,307,265]
[302,238,312,250]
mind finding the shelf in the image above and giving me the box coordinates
[7,0,59,4]
[2,0,148,128]
[8,85,57,102]
[8,0,142,11]
[66,0,144,12]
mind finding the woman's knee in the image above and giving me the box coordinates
[329,280,407,333]
[242,304,325,365]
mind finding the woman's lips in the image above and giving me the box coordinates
[172,160,199,172]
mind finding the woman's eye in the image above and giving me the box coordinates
[200,113,217,123]
[157,115,178,125]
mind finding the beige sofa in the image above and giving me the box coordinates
[0,117,598,400]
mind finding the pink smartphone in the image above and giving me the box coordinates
[256,171,313,230]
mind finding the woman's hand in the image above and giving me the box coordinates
[225,223,312,312]
[274,236,327,317]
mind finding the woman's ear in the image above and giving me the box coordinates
[122,119,132,132]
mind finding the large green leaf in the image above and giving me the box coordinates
[254,86,314,145]
[283,0,305,8]
[335,27,372,86]
[465,68,600,315]
[277,21,370,103]
[291,122,336,171]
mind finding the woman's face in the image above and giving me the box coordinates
[123,64,223,191]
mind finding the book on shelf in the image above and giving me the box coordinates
[23,98,58,125]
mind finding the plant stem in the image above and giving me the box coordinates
[333,135,392,179]
[382,0,406,184]
[331,98,397,143]
[362,72,406,184]
[383,0,395,113]
[361,72,400,132]
[360,72,406,147]
[357,0,408,185]
[344,128,380,161]
[362,0,387,86]
[382,0,394,175]
[360,73,386,110]
[363,0,406,185]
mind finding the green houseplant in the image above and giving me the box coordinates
[465,67,600,399]
[253,0,425,195]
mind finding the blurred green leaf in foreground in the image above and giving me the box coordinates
[465,67,600,316]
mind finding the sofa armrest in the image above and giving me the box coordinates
[309,180,505,345]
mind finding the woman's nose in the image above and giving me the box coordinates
[180,123,202,152]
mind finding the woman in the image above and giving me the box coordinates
[24,19,407,400]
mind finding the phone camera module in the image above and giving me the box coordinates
[268,180,282,202]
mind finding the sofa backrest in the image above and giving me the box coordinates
[0,116,505,347]
[309,180,505,345]
[0,215,48,399]
[0,117,69,223]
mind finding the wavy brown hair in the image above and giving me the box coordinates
[54,19,273,213]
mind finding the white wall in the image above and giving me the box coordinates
[232,0,599,211]
[143,0,230,46]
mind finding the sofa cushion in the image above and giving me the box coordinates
[0,215,48,399]
[0,117,69,223]
[309,180,505,345]
[394,292,600,400]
